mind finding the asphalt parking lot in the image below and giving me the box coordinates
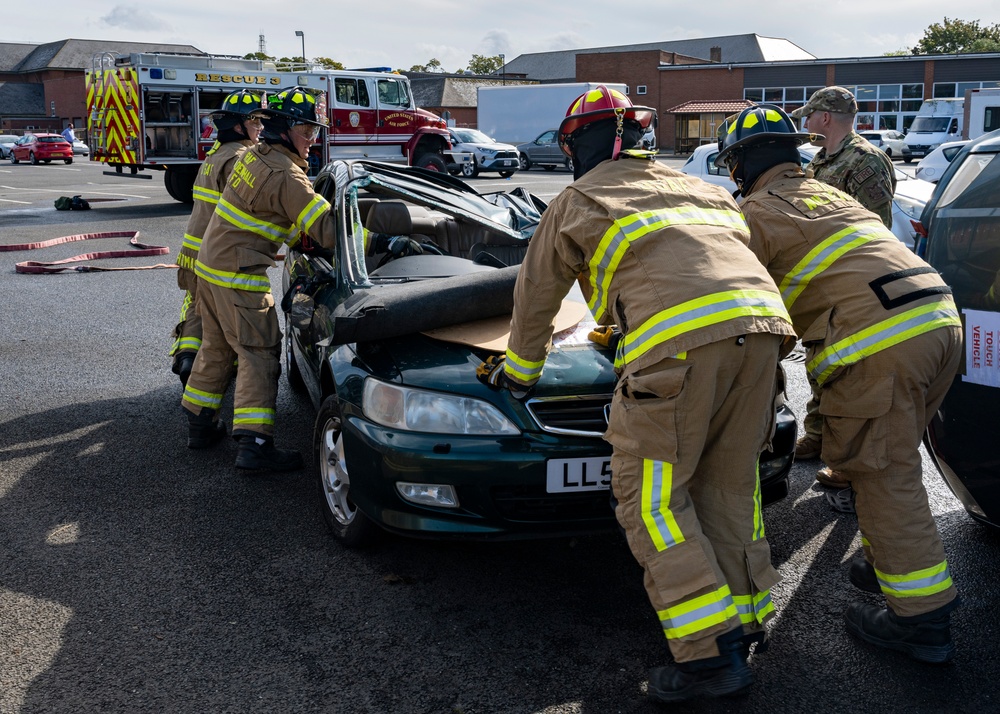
[0,159,998,714]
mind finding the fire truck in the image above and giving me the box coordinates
[85,52,470,203]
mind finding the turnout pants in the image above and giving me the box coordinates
[170,268,203,357]
[817,326,963,617]
[181,278,281,438]
[608,333,783,663]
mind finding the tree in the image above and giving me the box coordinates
[314,57,345,70]
[409,58,444,73]
[912,17,1000,55]
[466,54,504,75]
[243,52,274,62]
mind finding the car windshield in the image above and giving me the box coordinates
[453,129,494,144]
[910,116,952,133]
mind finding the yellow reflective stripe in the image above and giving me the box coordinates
[503,349,546,383]
[733,591,774,625]
[178,291,194,321]
[875,561,953,598]
[641,459,685,551]
[172,336,202,353]
[779,223,887,308]
[807,302,961,385]
[753,463,765,541]
[617,290,790,368]
[193,185,221,204]
[216,197,297,244]
[861,536,871,547]
[194,259,271,292]
[658,585,738,639]
[587,206,750,321]
[182,234,203,253]
[296,194,331,234]
[182,385,223,410]
[233,407,275,426]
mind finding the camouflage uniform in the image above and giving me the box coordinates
[805,132,896,229]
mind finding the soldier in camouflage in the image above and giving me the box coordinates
[789,87,898,485]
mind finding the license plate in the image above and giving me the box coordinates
[546,457,611,493]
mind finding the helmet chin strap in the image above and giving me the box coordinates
[612,107,625,160]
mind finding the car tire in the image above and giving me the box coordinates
[284,314,307,394]
[499,170,516,178]
[518,153,531,171]
[542,165,556,172]
[904,157,913,164]
[565,157,574,172]
[884,148,893,158]
[10,153,18,164]
[65,158,73,165]
[416,154,447,173]
[29,152,38,165]
[461,160,478,178]
[314,395,378,548]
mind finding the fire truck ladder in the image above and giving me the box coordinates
[89,52,116,158]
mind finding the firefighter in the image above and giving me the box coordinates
[715,104,963,664]
[477,86,797,703]
[170,89,267,387]
[181,86,335,471]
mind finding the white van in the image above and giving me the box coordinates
[903,99,964,163]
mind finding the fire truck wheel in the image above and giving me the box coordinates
[164,166,197,204]
[416,154,447,173]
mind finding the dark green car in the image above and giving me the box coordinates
[282,160,796,546]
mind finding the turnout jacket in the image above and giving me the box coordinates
[742,163,961,386]
[178,139,254,277]
[504,157,795,387]
[196,142,335,293]
[806,131,896,229]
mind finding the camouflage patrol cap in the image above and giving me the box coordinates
[789,86,858,118]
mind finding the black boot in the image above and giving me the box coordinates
[849,558,882,594]
[844,602,955,664]
[647,627,753,704]
[187,408,226,449]
[172,353,196,387]
[235,435,303,472]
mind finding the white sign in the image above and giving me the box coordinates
[963,309,1000,388]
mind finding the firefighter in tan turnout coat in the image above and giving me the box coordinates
[716,104,963,664]
[170,89,266,386]
[477,86,797,704]
[181,86,336,471]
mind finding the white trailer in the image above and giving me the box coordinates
[476,82,629,146]
[964,88,1000,140]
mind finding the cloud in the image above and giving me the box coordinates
[100,6,172,32]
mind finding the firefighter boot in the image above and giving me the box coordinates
[172,352,196,387]
[849,557,881,594]
[647,627,753,704]
[235,435,304,472]
[844,602,956,664]
[187,408,226,449]
[794,433,822,460]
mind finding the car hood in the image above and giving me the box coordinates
[456,141,518,152]
[894,175,935,202]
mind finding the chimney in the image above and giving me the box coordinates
[710,46,722,63]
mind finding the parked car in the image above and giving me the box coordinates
[9,133,73,164]
[0,134,17,159]
[71,139,90,156]
[446,128,519,178]
[858,129,910,160]
[517,130,574,172]
[919,129,1000,529]
[914,139,970,182]
[680,143,934,249]
[282,160,796,546]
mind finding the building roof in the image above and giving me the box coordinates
[504,34,815,82]
[407,73,534,108]
[666,99,756,114]
[0,82,46,116]
[1,39,204,73]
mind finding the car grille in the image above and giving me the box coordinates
[525,394,611,437]
[495,150,518,160]
[491,484,614,522]
[909,144,932,153]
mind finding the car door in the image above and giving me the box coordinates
[527,130,559,163]
[375,77,415,149]
[330,76,377,144]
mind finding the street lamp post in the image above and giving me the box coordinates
[499,53,505,85]
[295,30,305,66]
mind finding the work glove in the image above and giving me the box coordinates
[588,325,623,352]
[373,234,424,258]
[476,355,532,400]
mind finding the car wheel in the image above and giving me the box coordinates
[461,160,478,178]
[884,148,893,158]
[314,395,378,547]
[10,153,18,164]
[565,157,574,172]
[498,170,516,178]
[416,154,447,173]
[284,314,307,394]
[904,157,913,164]
[519,153,531,171]
[65,158,73,165]
[29,152,38,165]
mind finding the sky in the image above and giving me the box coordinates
[3,3,1000,72]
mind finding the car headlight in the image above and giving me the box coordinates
[363,378,520,435]
[895,193,925,221]
[478,147,498,156]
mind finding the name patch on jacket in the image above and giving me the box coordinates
[770,185,856,219]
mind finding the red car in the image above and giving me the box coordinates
[9,133,74,165]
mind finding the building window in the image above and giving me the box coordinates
[637,85,647,95]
